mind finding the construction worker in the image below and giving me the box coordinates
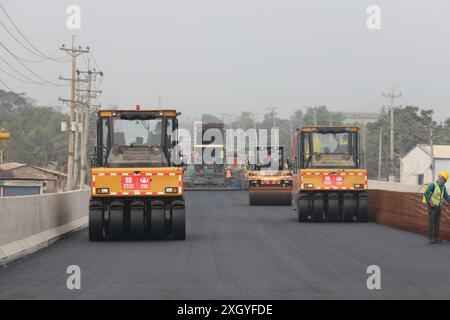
[424,171,450,243]
[226,167,232,188]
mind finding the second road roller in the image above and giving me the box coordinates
[292,126,369,222]
[247,146,293,205]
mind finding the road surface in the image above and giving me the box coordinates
[1,191,450,299]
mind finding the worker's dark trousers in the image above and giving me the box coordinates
[428,206,442,241]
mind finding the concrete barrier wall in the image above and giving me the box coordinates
[0,190,89,264]
[368,180,450,240]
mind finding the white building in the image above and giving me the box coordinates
[400,145,450,185]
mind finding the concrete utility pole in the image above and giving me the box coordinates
[59,36,89,191]
[312,103,317,126]
[378,129,382,181]
[78,66,103,189]
[0,130,10,164]
[266,106,277,128]
[73,75,83,188]
[362,124,367,168]
[430,123,435,182]
[383,87,401,178]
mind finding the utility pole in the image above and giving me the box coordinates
[266,106,277,128]
[73,74,83,188]
[378,129,382,180]
[430,122,435,182]
[362,124,367,168]
[383,87,401,179]
[59,37,89,191]
[79,66,103,189]
[0,130,10,164]
[313,102,317,126]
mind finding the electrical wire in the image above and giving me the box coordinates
[0,76,15,92]
[0,3,67,62]
[0,45,62,86]
[0,54,65,87]
[89,49,101,72]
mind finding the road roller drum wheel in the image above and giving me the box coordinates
[297,194,310,222]
[358,193,369,222]
[312,193,325,222]
[109,204,126,240]
[326,193,339,222]
[130,202,146,240]
[342,193,356,222]
[150,204,165,240]
[172,204,186,240]
[89,206,104,241]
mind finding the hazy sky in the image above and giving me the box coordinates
[1,0,450,120]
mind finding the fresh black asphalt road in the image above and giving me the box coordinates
[1,191,450,299]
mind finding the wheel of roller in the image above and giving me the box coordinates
[297,194,310,222]
[342,193,356,222]
[172,204,186,240]
[89,206,103,241]
[150,204,165,240]
[109,205,126,240]
[357,192,369,222]
[280,191,292,206]
[249,190,265,205]
[312,193,325,222]
[130,202,146,240]
[249,191,255,206]
[326,193,339,222]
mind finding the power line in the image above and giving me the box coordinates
[0,20,52,62]
[0,76,15,92]
[0,53,65,87]
[0,43,62,86]
[0,39,57,64]
[0,3,67,62]
[89,50,102,72]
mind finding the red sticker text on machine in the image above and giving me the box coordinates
[323,175,344,186]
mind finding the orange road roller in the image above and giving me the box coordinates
[89,108,185,241]
[292,126,369,222]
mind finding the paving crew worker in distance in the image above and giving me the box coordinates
[424,171,450,243]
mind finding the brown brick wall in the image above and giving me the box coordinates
[369,190,450,240]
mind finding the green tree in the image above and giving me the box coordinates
[303,106,343,126]
[201,114,221,123]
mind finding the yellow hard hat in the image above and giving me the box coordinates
[439,171,449,182]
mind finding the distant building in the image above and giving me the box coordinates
[400,145,450,185]
[0,162,67,194]
[341,112,380,125]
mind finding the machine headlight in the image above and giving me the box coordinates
[96,188,110,194]
[281,179,292,185]
[165,187,179,193]
[354,184,364,189]
[249,179,261,185]
[304,183,315,189]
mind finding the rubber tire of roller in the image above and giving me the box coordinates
[150,207,165,240]
[130,206,146,240]
[326,193,339,222]
[358,193,369,222]
[249,192,255,206]
[312,193,325,222]
[172,206,186,240]
[89,208,103,241]
[109,207,126,240]
[342,193,356,222]
[297,194,310,222]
